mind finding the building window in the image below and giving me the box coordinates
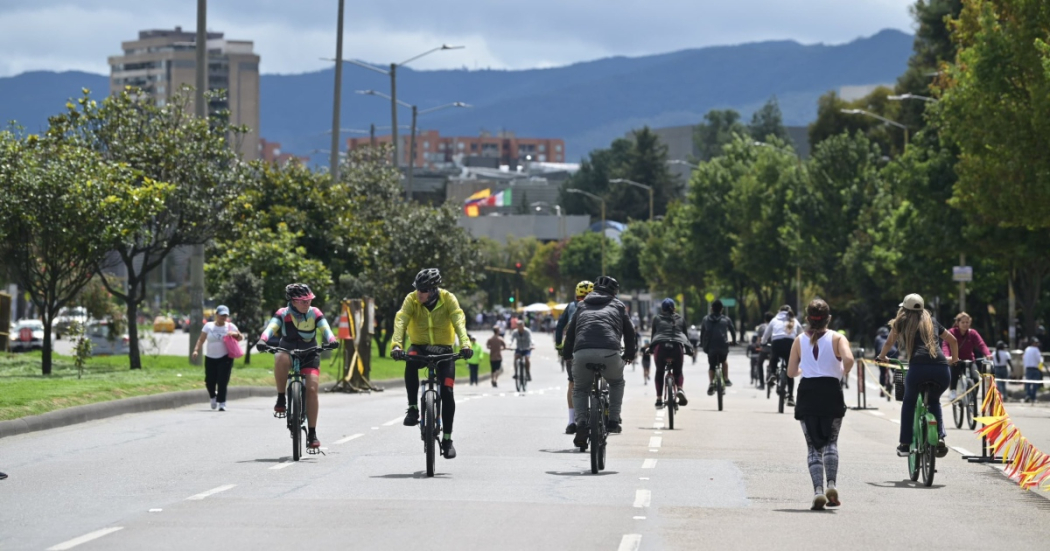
[555,144,562,152]
[539,154,546,162]
[470,143,478,151]
[539,144,546,152]
[423,141,429,149]
[458,142,465,150]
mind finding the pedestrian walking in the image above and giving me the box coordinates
[192,305,242,411]
[874,325,898,397]
[992,340,1013,398]
[788,299,853,510]
[466,335,485,385]
[1023,338,1043,403]
[486,326,507,388]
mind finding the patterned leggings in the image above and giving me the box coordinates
[800,418,842,491]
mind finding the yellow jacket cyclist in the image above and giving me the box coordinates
[391,268,472,459]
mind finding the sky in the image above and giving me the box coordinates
[0,0,918,77]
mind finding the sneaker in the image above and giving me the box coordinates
[707,384,716,396]
[936,439,949,458]
[786,396,796,407]
[725,379,733,387]
[441,440,457,459]
[825,488,840,507]
[307,432,320,449]
[573,425,589,448]
[896,444,910,457]
[655,399,664,409]
[811,494,828,510]
[0,472,7,480]
[403,407,420,426]
[606,420,622,434]
[274,396,286,414]
[565,423,577,435]
[527,373,532,382]
[218,402,226,412]
[676,390,688,406]
[210,397,218,410]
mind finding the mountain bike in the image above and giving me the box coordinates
[514,349,531,393]
[951,360,980,430]
[394,349,465,477]
[662,356,679,430]
[579,361,614,474]
[767,354,788,414]
[713,356,726,412]
[262,342,338,461]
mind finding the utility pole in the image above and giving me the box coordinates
[959,253,967,312]
[188,0,207,366]
[390,63,399,169]
[1009,272,1016,350]
[329,0,345,183]
[407,105,417,200]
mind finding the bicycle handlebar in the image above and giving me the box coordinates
[392,352,466,363]
[260,342,339,355]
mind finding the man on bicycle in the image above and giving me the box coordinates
[650,298,694,408]
[561,276,637,448]
[700,299,737,395]
[510,323,534,383]
[390,268,473,459]
[256,283,338,450]
[555,280,593,435]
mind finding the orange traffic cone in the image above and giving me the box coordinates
[337,307,351,340]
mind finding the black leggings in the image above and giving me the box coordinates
[405,349,456,435]
[771,339,795,397]
[205,355,234,402]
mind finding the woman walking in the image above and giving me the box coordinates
[763,305,803,406]
[192,305,243,411]
[992,340,1013,398]
[788,299,853,510]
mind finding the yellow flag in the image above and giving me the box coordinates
[465,188,491,202]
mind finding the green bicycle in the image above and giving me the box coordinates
[889,360,939,487]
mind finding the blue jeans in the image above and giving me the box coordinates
[1025,368,1042,402]
[899,363,950,445]
[993,366,1009,396]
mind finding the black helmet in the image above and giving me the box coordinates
[285,283,315,302]
[413,268,442,291]
[593,276,619,296]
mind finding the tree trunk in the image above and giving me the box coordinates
[243,331,253,365]
[1016,262,1047,340]
[126,298,142,370]
[40,309,55,376]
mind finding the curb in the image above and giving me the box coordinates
[0,370,492,440]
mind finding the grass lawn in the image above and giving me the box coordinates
[0,343,489,422]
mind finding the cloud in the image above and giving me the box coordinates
[0,0,917,77]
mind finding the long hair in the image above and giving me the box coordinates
[890,307,938,360]
[780,304,796,333]
[805,299,830,356]
[953,312,971,328]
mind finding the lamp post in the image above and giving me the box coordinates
[328,44,464,168]
[840,108,909,146]
[610,178,653,221]
[189,0,208,365]
[667,160,699,169]
[888,93,938,103]
[567,188,606,274]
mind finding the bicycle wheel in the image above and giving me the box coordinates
[921,441,936,487]
[424,392,437,477]
[289,381,303,462]
[589,396,601,474]
[966,386,978,430]
[515,361,526,393]
[767,370,773,399]
[952,381,964,428]
[908,444,920,482]
[665,375,675,430]
[777,372,786,414]
[717,377,724,412]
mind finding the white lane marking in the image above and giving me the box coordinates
[633,489,652,508]
[334,433,364,445]
[186,484,236,500]
[652,422,663,429]
[868,410,885,416]
[642,459,657,469]
[47,527,124,550]
[618,534,643,551]
[648,436,662,448]
[653,431,663,435]
[952,446,976,456]
[270,461,295,470]
[148,509,162,513]
[890,419,901,425]
[655,410,665,419]
[482,393,490,396]
[382,417,402,426]
[649,449,659,453]
[499,393,506,397]
[639,477,650,480]
[633,516,647,520]
[371,427,380,430]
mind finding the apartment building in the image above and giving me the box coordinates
[108,26,260,161]
[347,130,566,169]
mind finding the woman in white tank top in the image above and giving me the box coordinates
[787,299,855,511]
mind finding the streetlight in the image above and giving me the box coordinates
[668,160,699,169]
[567,188,606,275]
[888,93,938,103]
[840,108,909,146]
[610,178,653,221]
[325,44,464,169]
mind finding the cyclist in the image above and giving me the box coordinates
[877,293,957,458]
[687,324,700,364]
[555,280,594,435]
[755,312,774,389]
[991,340,1012,397]
[874,325,898,397]
[700,299,737,395]
[390,268,473,460]
[641,338,652,385]
[256,283,338,450]
[941,312,990,400]
[763,305,802,406]
[510,323,534,383]
[746,335,763,387]
[650,298,693,408]
[561,276,637,448]
[787,299,853,510]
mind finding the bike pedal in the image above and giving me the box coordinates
[273,411,286,419]
[306,448,325,456]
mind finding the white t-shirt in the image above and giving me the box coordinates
[202,321,239,359]
[993,349,1011,367]
[1023,346,1042,368]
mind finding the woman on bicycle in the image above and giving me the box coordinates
[763,305,803,407]
[650,298,693,408]
[877,293,958,458]
[941,312,990,400]
[788,299,853,510]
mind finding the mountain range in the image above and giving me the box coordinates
[0,29,913,161]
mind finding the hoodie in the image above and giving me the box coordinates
[561,291,637,358]
[762,311,802,344]
[650,312,691,349]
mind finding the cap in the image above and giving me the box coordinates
[216,305,230,316]
[899,294,924,311]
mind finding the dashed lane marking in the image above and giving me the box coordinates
[334,433,364,445]
[655,410,665,419]
[648,436,662,448]
[642,459,657,469]
[868,411,885,416]
[47,527,124,550]
[186,484,236,500]
[270,461,295,470]
[951,446,976,456]
[618,534,643,551]
[382,417,402,426]
[633,489,652,508]
[633,516,647,520]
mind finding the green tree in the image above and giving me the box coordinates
[525,240,564,298]
[560,139,632,217]
[215,267,265,364]
[614,221,652,292]
[895,0,965,130]
[559,232,620,285]
[749,97,793,145]
[693,109,747,160]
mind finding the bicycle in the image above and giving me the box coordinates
[393,349,465,477]
[579,361,613,474]
[767,354,788,414]
[262,342,338,462]
[662,356,679,430]
[951,359,980,430]
[712,355,726,412]
[889,361,940,487]
[514,350,531,393]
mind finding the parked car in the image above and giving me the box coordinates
[86,321,130,356]
[152,316,176,333]
[10,319,45,352]
[52,307,89,339]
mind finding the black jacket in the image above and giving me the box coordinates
[649,312,692,350]
[700,313,736,353]
[562,292,637,359]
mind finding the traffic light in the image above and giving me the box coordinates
[547,287,555,296]
[514,262,523,276]
[508,296,515,303]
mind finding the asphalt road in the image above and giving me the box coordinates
[4,333,1050,551]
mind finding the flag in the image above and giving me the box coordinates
[465,188,491,203]
[492,189,512,207]
[464,203,480,217]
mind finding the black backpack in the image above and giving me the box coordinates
[702,314,730,351]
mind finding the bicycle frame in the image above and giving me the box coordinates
[395,351,462,478]
[586,365,611,473]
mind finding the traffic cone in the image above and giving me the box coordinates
[337,307,351,341]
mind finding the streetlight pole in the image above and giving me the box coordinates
[841,108,909,147]
[610,178,653,221]
[189,0,208,366]
[567,188,606,274]
[329,0,345,183]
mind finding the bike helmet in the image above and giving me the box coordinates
[593,276,619,296]
[575,280,594,298]
[285,283,315,302]
[413,268,442,291]
[660,298,675,312]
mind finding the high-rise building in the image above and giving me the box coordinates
[108,26,260,160]
[347,130,566,169]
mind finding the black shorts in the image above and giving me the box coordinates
[491,359,502,373]
[277,338,321,370]
[707,350,728,370]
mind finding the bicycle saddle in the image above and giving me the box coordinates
[585,363,605,371]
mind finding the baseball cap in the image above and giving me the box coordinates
[216,305,230,316]
[899,294,924,311]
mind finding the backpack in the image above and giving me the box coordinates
[702,314,730,352]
